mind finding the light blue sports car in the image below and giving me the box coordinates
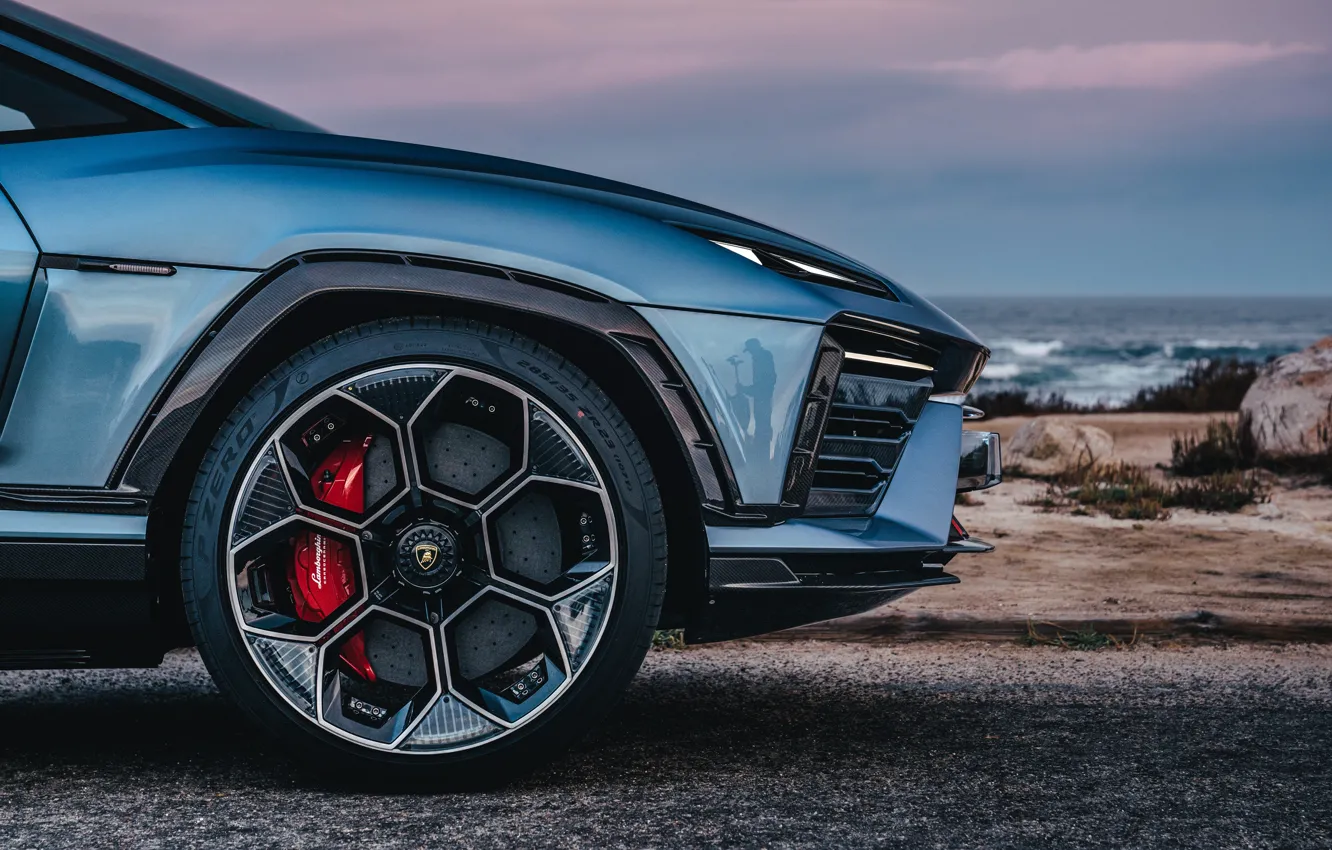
[0,1,999,780]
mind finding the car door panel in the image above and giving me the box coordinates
[0,191,36,394]
[0,264,255,486]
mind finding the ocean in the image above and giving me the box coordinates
[930,297,1332,406]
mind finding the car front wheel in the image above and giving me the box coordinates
[180,317,666,783]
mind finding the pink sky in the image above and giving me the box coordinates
[24,0,1332,296]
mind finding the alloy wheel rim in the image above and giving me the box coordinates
[225,363,619,754]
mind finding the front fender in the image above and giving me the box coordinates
[117,255,740,520]
[0,127,977,341]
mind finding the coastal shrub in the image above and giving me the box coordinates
[1061,625,1115,651]
[652,629,685,650]
[1018,484,1063,511]
[1168,471,1270,512]
[963,388,1097,418]
[969,356,1262,417]
[1170,416,1258,475]
[1171,409,1331,484]
[1023,619,1138,650]
[1254,403,1332,484]
[1063,462,1171,521]
[1041,460,1268,520]
[1316,413,1332,484]
[1214,404,1332,483]
[1122,358,1262,412]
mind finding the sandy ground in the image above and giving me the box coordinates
[1,643,1329,849]
[800,413,1332,641]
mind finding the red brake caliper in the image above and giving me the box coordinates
[288,433,378,681]
[311,434,374,514]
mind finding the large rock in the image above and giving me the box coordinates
[1006,418,1114,475]
[1240,336,1332,458]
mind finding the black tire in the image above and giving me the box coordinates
[180,317,666,785]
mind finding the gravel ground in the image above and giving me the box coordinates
[1,642,1330,849]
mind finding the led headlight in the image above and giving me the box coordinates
[685,231,896,299]
[711,240,858,284]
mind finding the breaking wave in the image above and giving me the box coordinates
[991,338,1064,358]
[938,296,1326,406]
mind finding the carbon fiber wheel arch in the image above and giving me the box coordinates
[119,252,736,517]
[135,253,717,641]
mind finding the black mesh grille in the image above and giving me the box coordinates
[232,447,294,545]
[804,371,932,518]
[345,368,444,422]
[708,558,799,589]
[528,405,597,484]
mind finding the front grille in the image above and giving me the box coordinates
[804,372,933,517]
[783,314,982,518]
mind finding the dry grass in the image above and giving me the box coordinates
[652,629,686,650]
[1031,460,1270,521]
[1023,619,1140,650]
[1170,471,1272,512]
[1171,417,1258,476]
[1044,463,1172,522]
[1252,403,1332,484]
[1171,408,1332,484]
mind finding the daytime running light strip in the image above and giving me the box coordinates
[843,351,934,372]
[713,242,762,264]
[782,256,855,283]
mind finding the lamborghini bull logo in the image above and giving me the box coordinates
[413,542,440,571]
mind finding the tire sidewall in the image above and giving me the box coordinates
[183,319,661,777]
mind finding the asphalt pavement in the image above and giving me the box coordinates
[0,641,1329,849]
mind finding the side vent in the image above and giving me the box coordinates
[797,321,938,517]
[613,335,730,508]
[780,334,843,508]
[805,373,933,516]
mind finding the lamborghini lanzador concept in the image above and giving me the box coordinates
[0,1,1000,779]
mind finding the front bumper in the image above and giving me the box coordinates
[634,302,994,641]
[688,406,1002,642]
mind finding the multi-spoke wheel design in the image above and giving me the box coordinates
[225,363,619,754]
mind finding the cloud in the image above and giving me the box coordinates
[33,0,951,107]
[25,0,1332,296]
[33,2,1332,109]
[921,41,1323,90]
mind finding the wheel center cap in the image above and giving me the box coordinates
[395,523,458,590]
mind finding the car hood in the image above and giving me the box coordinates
[240,131,890,285]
